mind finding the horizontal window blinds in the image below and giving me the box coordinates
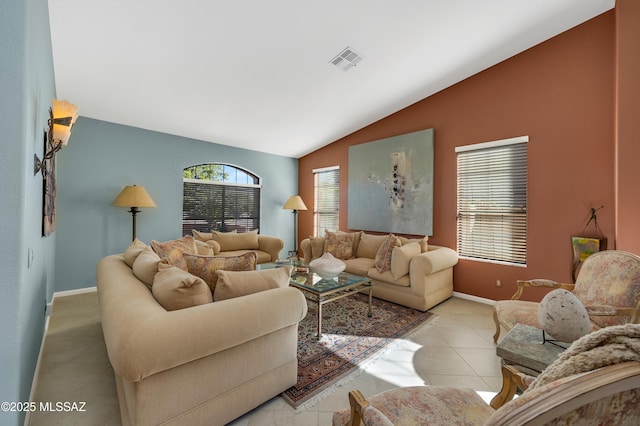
[183,181,260,235]
[456,140,527,265]
[314,167,339,237]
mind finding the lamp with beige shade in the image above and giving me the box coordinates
[112,185,156,240]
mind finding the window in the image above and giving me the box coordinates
[182,164,261,235]
[456,136,528,265]
[313,166,340,237]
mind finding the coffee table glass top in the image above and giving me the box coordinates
[289,270,369,294]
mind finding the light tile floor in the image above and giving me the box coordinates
[28,292,503,425]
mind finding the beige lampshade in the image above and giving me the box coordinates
[112,185,157,208]
[51,99,79,146]
[282,195,307,211]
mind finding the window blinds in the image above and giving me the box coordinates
[314,166,340,237]
[183,180,261,235]
[456,138,527,265]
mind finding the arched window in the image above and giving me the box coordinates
[182,164,261,235]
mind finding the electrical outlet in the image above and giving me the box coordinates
[496,279,502,287]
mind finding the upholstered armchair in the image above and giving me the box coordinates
[492,250,640,343]
[333,324,640,425]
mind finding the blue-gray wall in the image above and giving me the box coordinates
[0,0,56,424]
[54,117,299,291]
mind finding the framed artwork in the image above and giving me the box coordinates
[42,137,56,237]
[571,236,606,282]
[348,128,434,235]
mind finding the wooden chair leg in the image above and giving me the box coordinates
[492,307,502,343]
[348,390,369,426]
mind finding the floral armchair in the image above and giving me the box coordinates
[333,324,640,425]
[492,250,640,343]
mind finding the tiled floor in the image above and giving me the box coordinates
[28,292,503,425]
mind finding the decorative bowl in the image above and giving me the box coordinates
[309,252,346,279]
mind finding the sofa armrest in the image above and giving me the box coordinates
[258,235,284,261]
[410,245,458,277]
[97,255,306,382]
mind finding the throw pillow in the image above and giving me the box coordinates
[213,265,293,302]
[374,234,400,273]
[399,235,429,253]
[152,263,213,311]
[124,238,147,267]
[206,240,221,255]
[357,232,390,259]
[309,236,325,259]
[212,229,259,251]
[192,229,214,242]
[132,246,161,288]
[324,231,356,260]
[151,235,198,271]
[184,252,257,293]
[390,241,421,280]
[195,239,214,256]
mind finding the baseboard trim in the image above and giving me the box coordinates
[453,291,495,306]
[46,286,97,316]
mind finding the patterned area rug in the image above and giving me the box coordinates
[282,293,436,408]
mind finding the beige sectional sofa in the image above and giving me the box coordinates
[301,231,458,311]
[96,252,307,425]
[191,229,284,263]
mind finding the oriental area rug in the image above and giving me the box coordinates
[282,293,436,408]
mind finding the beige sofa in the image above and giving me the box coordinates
[96,254,307,426]
[301,232,458,311]
[192,229,284,263]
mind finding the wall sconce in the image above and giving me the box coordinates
[112,185,157,241]
[34,99,79,176]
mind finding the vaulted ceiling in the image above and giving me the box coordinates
[49,0,614,158]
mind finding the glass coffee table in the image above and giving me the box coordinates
[261,263,373,339]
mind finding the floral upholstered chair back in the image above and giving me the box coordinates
[573,250,640,329]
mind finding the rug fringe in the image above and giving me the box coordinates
[293,313,441,411]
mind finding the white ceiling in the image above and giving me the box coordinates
[48,0,614,159]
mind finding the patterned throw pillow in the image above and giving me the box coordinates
[151,235,198,271]
[152,263,213,311]
[184,252,257,293]
[374,234,401,273]
[324,231,356,260]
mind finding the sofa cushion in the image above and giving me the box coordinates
[374,234,401,273]
[357,233,390,259]
[391,241,421,280]
[184,252,257,293]
[152,263,213,310]
[124,238,147,267]
[213,229,259,251]
[191,229,215,241]
[132,246,161,288]
[324,231,357,260]
[344,258,375,277]
[213,265,293,302]
[151,235,198,271]
[368,268,411,287]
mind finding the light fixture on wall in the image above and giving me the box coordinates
[34,99,79,176]
[112,185,157,241]
[282,195,307,259]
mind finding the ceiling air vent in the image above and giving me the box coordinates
[330,47,363,71]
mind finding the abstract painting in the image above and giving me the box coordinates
[348,128,434,235]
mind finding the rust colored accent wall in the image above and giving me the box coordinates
[299,12,616,302]
[615,0,640,254]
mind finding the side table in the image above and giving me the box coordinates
[490,324,568,409]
